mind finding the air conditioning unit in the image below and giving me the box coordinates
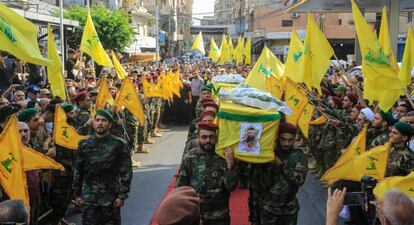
[292,13,300,18]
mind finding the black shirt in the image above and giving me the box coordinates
[65,58,76,80]
[0,58,16,93]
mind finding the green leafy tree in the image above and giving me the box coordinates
[63,6,134,51]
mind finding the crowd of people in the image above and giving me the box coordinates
[1,44,414,225]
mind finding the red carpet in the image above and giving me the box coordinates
[150,174,250,225]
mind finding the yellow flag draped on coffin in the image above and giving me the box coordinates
[80,14,113,67]
[95,79,114,110]
[0,3,51,66]
[23,146,64,171]
[47,24,66,100]
[245,46,285,93]
[285,79,308,125]
[111,51,127,79]
[0,115,30,210]
[399,27,414,88]
[209,37,221,62]
[115,77,145,125]
[374,171,414,200]
[351,0,403,111]
[192,32,205,55]
[322,142,390,186]
[284,28,304,81]
[298,104,314,139]
[216,101,280,163]
[244,37,251,65]
[53,106,87,149]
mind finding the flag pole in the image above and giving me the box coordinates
[59,0,71,102]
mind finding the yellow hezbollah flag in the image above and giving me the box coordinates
[266,76,285,99]
[175,69,183,89]
[246,46,285,92]
[322,142,391,186]
[351,0,403,111]
[95,79,114,110]
[298,104,314,138]
[0,115,29,210]
[111,51,127,79]
[228,36,235,59]
[158,72,173,100]
[378,6,399,73]
[53,106,87,149]
[23,146,64,171]
[192,32,205,55]
[167,70,180,97]
[309,115,327,125]
[285,79,308,125]
[374,171,414,200]
[209,37,221,62]
[219,34,231,65]
[297,13,334,92]
[399,27,414,88]
[80,14,113,67]
[47,24,66,100]
[142,78,166,99]
[244,37,252,65]
[284,28,304,80]
[115,77,145,125]
[0,3,51,66]
[234,36,244,65]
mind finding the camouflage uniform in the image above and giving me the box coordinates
[385,144,414,177]
[176,147,239,225]
[29,135,43,153]
[188,118,200,140]
[366,126,389,150]
[152,97,163,130]
[110,111,126,139]
[75,108,93,135]
[125,110,138,153]
[249,148,308,225]
[73,134,133,225]
[137,92,148,146]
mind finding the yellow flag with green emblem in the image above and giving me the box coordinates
[80,14,113,67]
[115,77,145,125]
[111,51,127,79]
[284,79,308,125]
[228,36,235,59]
[399,27,414,88]
[322,141,390,186]
[95,79,114,110]
[298,104,314,138]
[246,46,285,92]
[142,78,167,99]
[266,76,285,99]
[47,24,66,100]
[244,37,251,65]
[0,3,51,66]
[374,171,414,200]
[284,28,304,80]
[192,32,205,55]
[0,115,30,210]
[53,106,87,150]
[309,114,327,125]
[379,6,399,73]
[235,36,244,65]
[209,37,221,62]
[23,146,64,171]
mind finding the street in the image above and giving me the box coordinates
[66,125,332,225]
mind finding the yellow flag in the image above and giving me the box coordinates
[266,76,286,99]
[209,37,221,62]
[351,0,403,111]
[0,3,51,66]
[228,37,235,59]
[115,77,145,125]
[284,28,304,80]
[399,27,414,88]
[47,24,66,100]
[111,51,127,79]
[167,70,180,97]
[244,37,251,65]
[374,171,414,200]
[235,36,244,65]
[53,106,87,150]
[175,69,183,89]
[298,104,315,138]
[285,79,308,125]
[192,32,205,55]
[246,46,285,92]
[142,78,167,99]
[23,146,64,171]
[322,142,391,186]
[379,6,399,73]
[0,115,29,210]
[95,79,114,110]
[80,14,113,67]
[309,115,327,125]
[297,14,334,92]
[219,35,231,65]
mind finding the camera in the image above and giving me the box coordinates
[361,176,377,225]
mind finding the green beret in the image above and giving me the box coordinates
[334,85,346,93]
[95,109,115,122]
[201,86,212,92]
[60,103,74,113]
[379,110,394,125]
[394,122,414,137]
[18,108,39,122]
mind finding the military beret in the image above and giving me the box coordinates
[394,122,414,137]
[332,96,342,106]
[279,122,297,135]
[200,98,215,104]
[380,110,394,125]
[72,91,88,102]
[201,86,212,92]
[334,85,346,93]
[353,104,364,112]
[201,101,218,110]
[199,109,216,119]
[18,108,39,122]
[95,109,115,122]
[197,122,218,132]
[60,103,74,113]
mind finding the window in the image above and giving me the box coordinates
[408,12,413,23]
[338,19,342,25]
[282,20,293,27]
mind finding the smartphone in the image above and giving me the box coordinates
[344,192,367,206]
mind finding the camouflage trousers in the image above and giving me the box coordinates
[137,113,148,145]
[152,104,162,130]
[82,205,121,225]
[203,217,230,225]
[126,127,138,154]
[251,213,298,225]
[47,174,73,223]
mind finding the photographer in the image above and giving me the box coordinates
[326,188,414,225]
